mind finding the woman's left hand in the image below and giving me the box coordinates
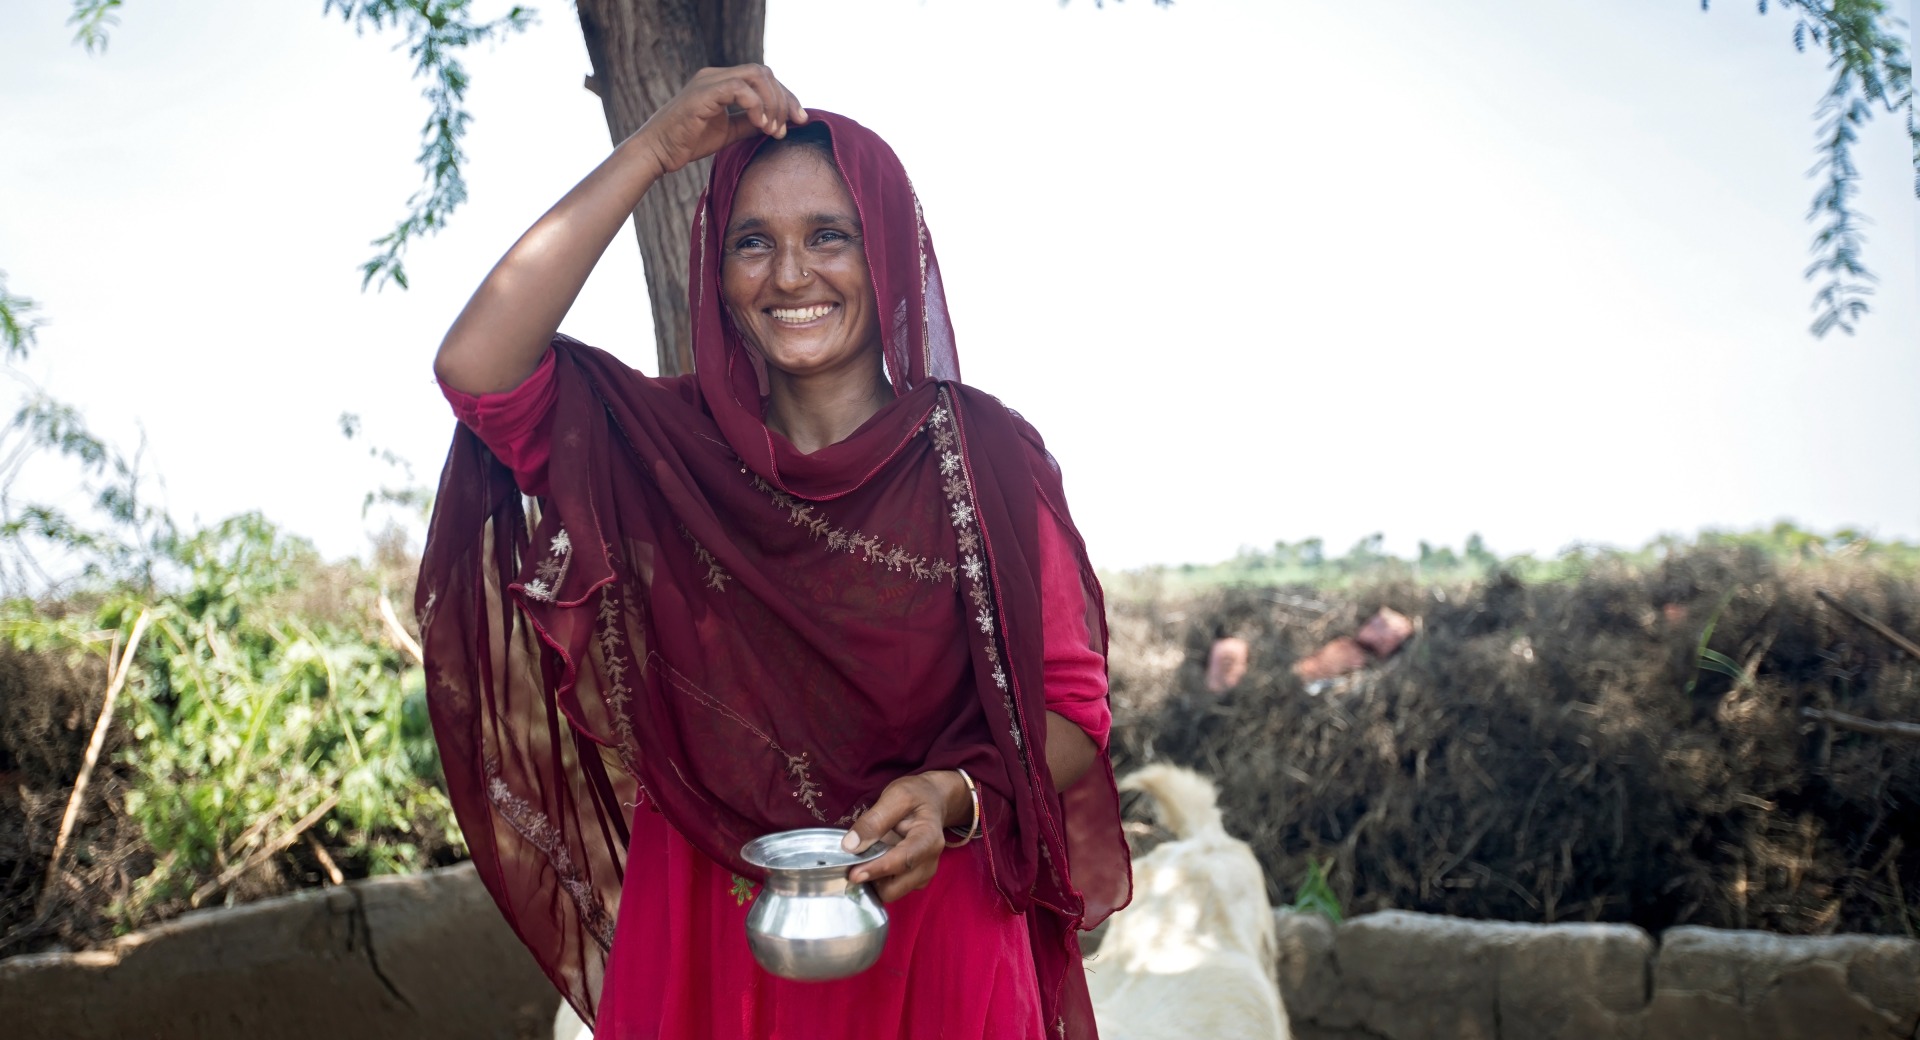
[840,770,969,903]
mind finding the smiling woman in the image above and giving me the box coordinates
[420,65,1128,1040]
[719,128,891,452]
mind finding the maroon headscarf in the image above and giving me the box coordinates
[418,111,1128,1037]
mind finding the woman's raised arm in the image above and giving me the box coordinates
[433,65,809,394]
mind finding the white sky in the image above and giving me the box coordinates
[2,0,1916,571]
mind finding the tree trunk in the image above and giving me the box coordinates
[575,0,765,377]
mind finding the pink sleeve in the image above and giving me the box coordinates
[1038,505,1111,750]
[438,350,558,496]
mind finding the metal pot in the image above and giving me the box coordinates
[739,828,890,982]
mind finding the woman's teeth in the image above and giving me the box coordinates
[770,304,834,323]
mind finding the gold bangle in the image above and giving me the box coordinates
[944,767,980,848]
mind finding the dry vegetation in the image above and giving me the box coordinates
[1105,537,1920,937]
[0,643,144,954]
[0,521,457,958]
[7,527,1918,958]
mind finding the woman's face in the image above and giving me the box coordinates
[720,146,884,382]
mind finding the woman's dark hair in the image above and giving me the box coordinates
[754,120,834,164]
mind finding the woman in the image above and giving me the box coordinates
[419,65,1128,1039]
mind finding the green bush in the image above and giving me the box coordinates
[5,512,459,931]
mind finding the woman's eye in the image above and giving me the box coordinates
[733,235,770,252]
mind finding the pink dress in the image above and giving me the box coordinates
[443,352,1111,1039]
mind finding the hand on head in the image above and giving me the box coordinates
[637,64,808,176]
[839,769,970,903]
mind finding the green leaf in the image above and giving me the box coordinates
[67,0,124,55]
[1704,0,1917,337]
[329,1,537,293]
[0,270,42,361]
[1290,859,1344,924]
[1696,647,1744,678]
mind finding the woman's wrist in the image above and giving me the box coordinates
[927,769,970,830]
[944,768,981,847]
[613,128,670,188]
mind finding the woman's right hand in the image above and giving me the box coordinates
[635,64,808,176]
[435,66,804,395]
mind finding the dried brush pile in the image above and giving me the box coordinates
[1106,542,1920,936]
[0,643,145,955]
[0,520,457,958]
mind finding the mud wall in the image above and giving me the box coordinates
[5,866,1917,1040]
[0,864,554,1040]
[1273,909,1920,1040]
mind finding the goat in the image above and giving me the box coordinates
[1087,763,1290,1040]
[554,1001,591,1040]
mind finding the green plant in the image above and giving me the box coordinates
[111,515,455,919]
[3,509,457,931]
[0,270,39,361]
[1702,0,1918,336]
[1290,858,1344,924]
[1685,587,1743,696]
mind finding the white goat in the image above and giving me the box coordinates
[1087,763,1290,1040]
[554,1001,590,1040]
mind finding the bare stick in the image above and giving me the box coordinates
[39,609,151,915]
[225,807,281,860]
[377,593,424,667]
[1802,707,1920,742]
[1817,589,1920,663]
[191,792,340,907]
[305,831,346,886]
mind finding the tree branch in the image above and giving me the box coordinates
[63,2,537,292]
[1802,707,1920,741]
[321,1,538,291]
[377,592,425,666]
[0,271,40,362]
[189,792,342,907]
[1703,0,1917,337]
[66,0,124,54]
[39,609,151,916]
[1816,587,1920,662]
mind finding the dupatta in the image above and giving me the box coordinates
[417,111,1128,1038]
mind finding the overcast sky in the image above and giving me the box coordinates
[2,0,1916,571]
